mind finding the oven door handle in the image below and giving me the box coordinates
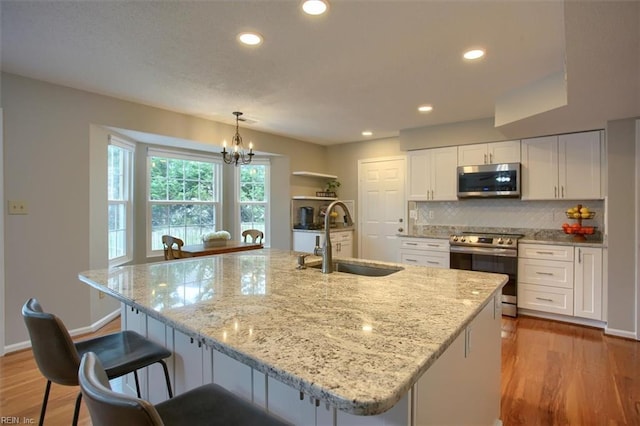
[449,245,518,258]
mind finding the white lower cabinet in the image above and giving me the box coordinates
[121,299,500,425]
[213,350,253,401]
[574,247,603,320]
[121,304,148,397]
[518,283,574,315]
[172,329,210,395]
[517,244,575,316]
[398,237,449,269]
[518,244,603,321]
[267,377,318,425]
[413,296,501,425]
[146,315,172,404]
[293,230,354,258]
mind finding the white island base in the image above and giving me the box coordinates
[119,295,501,426]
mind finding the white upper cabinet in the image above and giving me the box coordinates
[408,147,457,201]
[457,140,521,166]
[558,131,602,200]
[521,131,602,200]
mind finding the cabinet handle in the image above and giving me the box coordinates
[427,261,439,265]
[484,153,487,164]
[535,251,554,255]
[431,189,434,199]
[489,153,493,163]
[578,248,582,263]
[406,242,418,246]
[405,258,418,262]
[536,297,554,302]
[535,271,554,276]
[561,186,565,198]
[427,244,440,247]
[554,186,558,198]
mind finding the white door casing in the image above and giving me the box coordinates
[357,157,406,262]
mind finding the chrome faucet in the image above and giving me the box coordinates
[313,200,354,273]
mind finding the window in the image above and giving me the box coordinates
[108,136,134,266]
[237,160,269,245]
[147,149,221,254]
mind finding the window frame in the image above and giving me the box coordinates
[146,147,222,257]
[108,136,135,267]
[235,158,270,246]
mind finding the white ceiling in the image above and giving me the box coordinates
[1,1,637,145]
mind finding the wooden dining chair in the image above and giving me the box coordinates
[241,229,264,244]
[162,235,184,260]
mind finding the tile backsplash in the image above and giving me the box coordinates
[409,199,605,232]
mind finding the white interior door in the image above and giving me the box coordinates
[358,157,406,262]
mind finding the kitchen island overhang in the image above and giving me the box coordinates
[79,249,507,419]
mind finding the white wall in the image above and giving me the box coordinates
[605,118,638,336]
[0,109,5,355]
[2,73,329,348]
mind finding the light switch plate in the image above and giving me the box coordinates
[8,200,28,215]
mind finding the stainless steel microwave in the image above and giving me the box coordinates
[457,163,521,198]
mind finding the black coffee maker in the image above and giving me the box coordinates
[299,206,314,228]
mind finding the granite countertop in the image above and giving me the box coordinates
[79,249,506,416]
[402,226,605,247]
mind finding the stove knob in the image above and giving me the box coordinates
[497,238,504,244]
[460,237,466,243]
[506,239,513,245]
[452,236,459,242]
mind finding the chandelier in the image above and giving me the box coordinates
[221,111,254,166]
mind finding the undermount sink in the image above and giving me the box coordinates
[308,260,403,277]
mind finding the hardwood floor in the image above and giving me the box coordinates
[1,315,639,425]
[501,316,640,425]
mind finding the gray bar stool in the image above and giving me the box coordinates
[22,298,173,426]
[79,352,291,426]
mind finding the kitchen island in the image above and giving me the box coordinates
[79,249,507,425]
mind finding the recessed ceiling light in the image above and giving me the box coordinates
[362,131,373,137]
[418,105,433,113]
[302,0,329,15]
[463,49,485,60]
[238,32,263,46]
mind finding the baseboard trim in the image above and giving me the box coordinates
[3,309,121,355]
[604,326,637,340]
[518,309,606,329]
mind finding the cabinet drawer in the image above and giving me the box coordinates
[331,231,352,243]
[518,283,574,315]
[400,238,449,252]
[400,251,449,269]
[518,258,574,289]
[519,244,573,261]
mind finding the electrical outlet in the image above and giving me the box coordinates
[8,200,28,215]
[428,210,434,219]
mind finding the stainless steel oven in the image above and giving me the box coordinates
[449,232,522,317]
